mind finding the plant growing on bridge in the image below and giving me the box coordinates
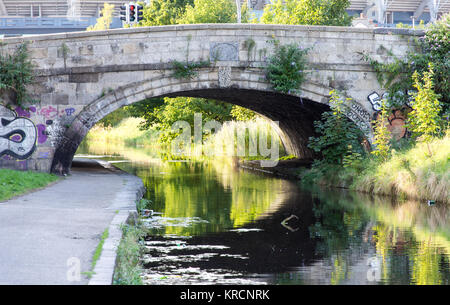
[0,42,34,108]
[265,43,310,94]
[170,60,211,80]
[360,13,450,115]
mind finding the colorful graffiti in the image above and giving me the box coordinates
[0,105,38,160]
[368,91,411,140]
[38,106,58,119]
[375,108,410,140]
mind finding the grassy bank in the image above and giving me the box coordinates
[113,199,151,285]
[300,133,449,204]
[0,169,60,201]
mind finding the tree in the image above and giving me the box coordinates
[144,97,233,144]
[260,0,353,26]
[87,3,115,31]
[308,90,364,165]
[177,0,250,24]
[141,0,193,26]
[407,65,442,155]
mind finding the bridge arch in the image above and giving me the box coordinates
[51,66,337,174]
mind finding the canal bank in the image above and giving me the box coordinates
[0,158,144,285]
[240,132,449,205]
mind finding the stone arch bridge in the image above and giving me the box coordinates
[0,24,422,174]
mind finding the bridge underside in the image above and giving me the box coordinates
[51,88,329,175]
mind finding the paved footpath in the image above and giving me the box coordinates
[0,159,144,285]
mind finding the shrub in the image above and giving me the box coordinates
[265,43,309,94]
[0,42,34,107]
[308,90,365,165]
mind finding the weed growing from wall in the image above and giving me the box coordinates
[170,60,211,80]
[0,42,34,107]
[170,34,211,80]
[265,42,309,94]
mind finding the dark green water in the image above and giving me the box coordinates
[77,143,450,285]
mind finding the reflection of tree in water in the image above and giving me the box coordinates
[77,141,449,284]
[134,160,288,236]
[309,188,450,285]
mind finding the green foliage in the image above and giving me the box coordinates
[265,43,309,94]
[141,0,193,26]
[136,198,152,215]
[342,145,363,170]
[260,0,352,26]
[98,107,133,127]
[230,105,256,121]
[147,96,233,145]
[244,37,256,62]
[396,20,426,29]
[407,65,443,146]
[177,0,250,24]
[88,228,109,277]
[308,90,365,165]
[170,60,210,80]
[86,3,115,31]
[0,42,34,107]
[114,224,145,285]
[371,100,392,161]
[140,0,251,26]
[360,13,449,113]
[278,154,296,161]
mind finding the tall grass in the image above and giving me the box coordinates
[301,133,449,204]
[80,116,285,160]
[352,133,449,204]
[203,117,285,159]
[83,117,159,146]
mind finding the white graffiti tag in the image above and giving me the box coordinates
[0,107,37,160]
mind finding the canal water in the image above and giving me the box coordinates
[77,143,450,285]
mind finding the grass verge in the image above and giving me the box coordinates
[82,227,109,279]
[113,222,146,285]
[113,199,151,285]
[0,169,60,202]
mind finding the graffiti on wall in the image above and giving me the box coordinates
[343,101,372,138]
[368,91,411,140]
[0,105,37,160]
[367,91,387,111]
[375,108,410,140]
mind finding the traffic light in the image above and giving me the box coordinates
[136,5,144,22]
[129,3,136,22]
[120,4,129,23]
